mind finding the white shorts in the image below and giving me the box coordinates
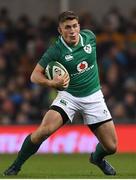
[51,90,112,125]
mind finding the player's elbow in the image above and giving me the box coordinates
[30,72,36,83]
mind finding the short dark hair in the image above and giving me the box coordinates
[58,11,79,24]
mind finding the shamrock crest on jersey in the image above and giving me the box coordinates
[83,44,92,54]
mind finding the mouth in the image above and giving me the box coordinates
[70,35,77,40]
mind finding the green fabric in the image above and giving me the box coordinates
[14,134,42,168]
[93,143,110,161]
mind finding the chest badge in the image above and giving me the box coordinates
[83,44,92,54]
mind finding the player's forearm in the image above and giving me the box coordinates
[30,71,53,87]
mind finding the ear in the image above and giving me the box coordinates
[78,23,80,31]
[58,26,62,35]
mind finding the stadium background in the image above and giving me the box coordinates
[0,0,136,154]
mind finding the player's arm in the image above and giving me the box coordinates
[30,63,69,89]
[30,63,52,87]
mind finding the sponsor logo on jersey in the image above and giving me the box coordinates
[65,54,73,61]
[60,99,68,106]
[77,61,88,72]
[83,44,92,54]
[71,62,94,77]
[90,65,94,69]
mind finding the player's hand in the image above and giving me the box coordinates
[62,73,70,88]
[51,73,70,90]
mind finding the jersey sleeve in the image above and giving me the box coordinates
[38,44,60,68]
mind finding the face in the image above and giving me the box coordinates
[58,19,80,46]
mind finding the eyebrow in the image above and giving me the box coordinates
[65,23,78,27]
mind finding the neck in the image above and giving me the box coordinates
[63,35,80,47]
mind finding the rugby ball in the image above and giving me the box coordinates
[45,61,69,80]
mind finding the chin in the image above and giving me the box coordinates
[70,40,77,45]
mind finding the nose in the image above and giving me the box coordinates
[70,27,75,33]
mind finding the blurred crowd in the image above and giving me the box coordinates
[0,7,135,125]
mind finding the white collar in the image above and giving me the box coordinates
[60,33,84,52]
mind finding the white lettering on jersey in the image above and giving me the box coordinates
[65,54,74,61]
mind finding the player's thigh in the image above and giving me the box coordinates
[31,110,64,143]
[89,120,118,151]
[41,109,64,129]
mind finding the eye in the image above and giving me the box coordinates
[73,24,78,28]
[65,25,71,30]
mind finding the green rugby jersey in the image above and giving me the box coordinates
[38,29,101,97]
